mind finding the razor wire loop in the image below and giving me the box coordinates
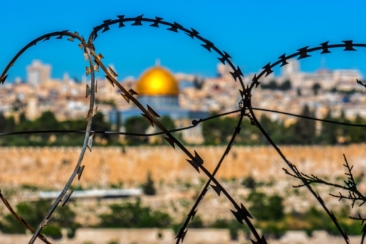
[29,45,97,243]
[245,40,366,244]
[0,14,364,244]
[0,31,87,84]
[88,48,264,243]
[87,15,247,90]
[86,15,266,243]
[248,41,366,92]
[0,15,264,244]
[0,30,97,243]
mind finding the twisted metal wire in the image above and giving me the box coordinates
[1,30,97,242]
[0,14,364,244]
[0,31,97,243]
[86,16,266,243]
[246,40,366,244]
[29,49,96,243]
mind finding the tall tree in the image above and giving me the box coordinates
[291,105,316,144]
[348,115,366,143]
[279,79,292,91]
[124,116,150,144]
[202,115,235,144]
[142,172,156,196]
[319,110,338,144]
[159,116,175,130]
[193,76,204,90]
[312,82,322,95]
[91,112,114,143]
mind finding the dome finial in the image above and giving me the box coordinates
[155,58,161,67]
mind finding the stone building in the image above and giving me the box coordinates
[109,63,209,144]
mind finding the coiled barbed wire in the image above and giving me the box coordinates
[1,30,97,243]
[86,16,264,243]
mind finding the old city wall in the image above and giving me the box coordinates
[0,229,362,244]
[1,145,366,188]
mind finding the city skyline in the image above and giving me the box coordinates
[8,58,365,84]
[1,1,366,82]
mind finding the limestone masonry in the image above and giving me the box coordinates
[1,145,366,188]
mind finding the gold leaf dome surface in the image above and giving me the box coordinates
[136,66,179,96]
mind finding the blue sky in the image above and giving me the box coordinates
[1,1,366,82]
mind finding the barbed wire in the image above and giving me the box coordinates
[0,14,364,244]
[0,191,50,243]
[86,17,263,241]
[1,108,364,138]
[247,41,366,244]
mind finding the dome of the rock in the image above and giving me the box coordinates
[136,66,179,96]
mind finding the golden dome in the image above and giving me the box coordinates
[136,66,179,96]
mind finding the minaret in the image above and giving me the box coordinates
[26,91,38,120]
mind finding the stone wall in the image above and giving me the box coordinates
[1,145,366,188]
[0,229,361,244]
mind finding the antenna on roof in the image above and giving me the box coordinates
[321,56,326,69]
[155,58,161,67]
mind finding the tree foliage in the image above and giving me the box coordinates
[247,191,284,221]
[98,200,171,228]
[1,199,77,239]
[289,105,316,144]
[261,79,292,91]
[0,111,117,146]
[241,175,256,190]
[202,105,357,146]
[142,172,157,196]
[159,116,175,131]
[124,116,150,144]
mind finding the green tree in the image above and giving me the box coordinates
[34,111,60,130]
[11,98,24,112]
[348,115,366,143]
[319,110,338,144]
[279,79,292,91]
[32,111,60,141]
[124,116,150,144]
[58,118,85,146]
[91,112,115,144]
[290,105,316,144]
[241,175,256,190]
[1,199,77,239]
[267,195,284,220]
[0,113,16,133]
[247,191,268,220]
[247,191,284,221]
[312,82,321,95]
[202,115,236,144]
[159,116,175,130]
[5,116,16,133]
[258,114,289,145]
[142,172,156,196]
[18,112,27,124]
[189,215,204,228]
[98,200,171,228]
[297,88,302,96]
[261,80,278,90]
[193,76,204,90]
